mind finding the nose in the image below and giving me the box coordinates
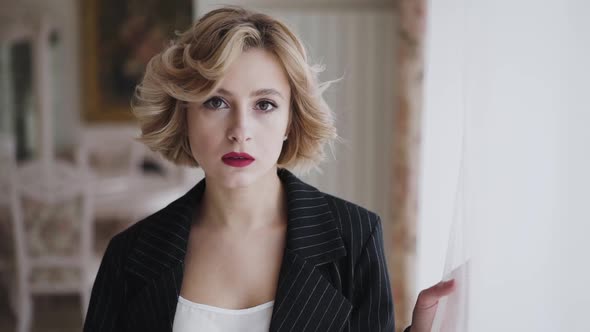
[227,132,251,143]
[227,106,252,143]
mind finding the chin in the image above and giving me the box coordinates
[204,161,276,188]
[214,167,259,188]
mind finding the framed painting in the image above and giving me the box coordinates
[81,0,193,122]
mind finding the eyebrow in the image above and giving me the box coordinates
[217,88,285,100]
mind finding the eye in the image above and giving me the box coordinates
[256,100,277,113]
[203,97,229,110]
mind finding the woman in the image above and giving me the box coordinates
[83,6,454,332]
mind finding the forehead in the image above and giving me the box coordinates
[215,48,291,97]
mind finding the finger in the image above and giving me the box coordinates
[415,279,456,309]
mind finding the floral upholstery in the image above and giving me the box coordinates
[22,197,82,257]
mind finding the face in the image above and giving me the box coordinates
[186,48,291,188]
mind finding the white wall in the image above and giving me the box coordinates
[418,0,590,330]
[0,0,81,153]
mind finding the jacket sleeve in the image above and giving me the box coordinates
[349,216,395,331]
[83,234,127,331]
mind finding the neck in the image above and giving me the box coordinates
[197,167,287,232]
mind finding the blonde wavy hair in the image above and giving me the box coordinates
[131,6,340,174]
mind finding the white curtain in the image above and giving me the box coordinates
[418,1,590,331]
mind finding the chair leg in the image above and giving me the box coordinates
[7,274,18,319]
[6,271,33,332]
[81,287,90,321]
[16,292,32,332]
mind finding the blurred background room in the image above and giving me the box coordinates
[0,0,589,331]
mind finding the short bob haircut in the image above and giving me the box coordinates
[131,6,340,175]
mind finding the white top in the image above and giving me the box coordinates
[172,296,274,332]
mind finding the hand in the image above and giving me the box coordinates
[408,279,456,332]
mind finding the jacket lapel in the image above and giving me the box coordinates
[125,168,352,331]
[268,169,352,331]
[123,182,202,331]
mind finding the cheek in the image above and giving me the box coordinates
[259,119,289,155]
[259,135,280,154]
[186,114,218,161]
[188,131,212,155]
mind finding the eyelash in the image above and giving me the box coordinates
[203,97,278,113]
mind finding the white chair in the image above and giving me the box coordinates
[0,133,97,332]
[0,134,30,332]
[76,125,144,221]
[77,125,196,223]
[126,146,201,219]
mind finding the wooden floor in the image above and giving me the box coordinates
[0,292,83,332]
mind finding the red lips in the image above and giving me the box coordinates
[221,152,255,168]
[222,152,255,160]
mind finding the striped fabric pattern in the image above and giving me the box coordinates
[84,168,405,331]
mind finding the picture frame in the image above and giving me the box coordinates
[81,0,193,122]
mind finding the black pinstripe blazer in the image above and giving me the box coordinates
[84,168,405,332]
